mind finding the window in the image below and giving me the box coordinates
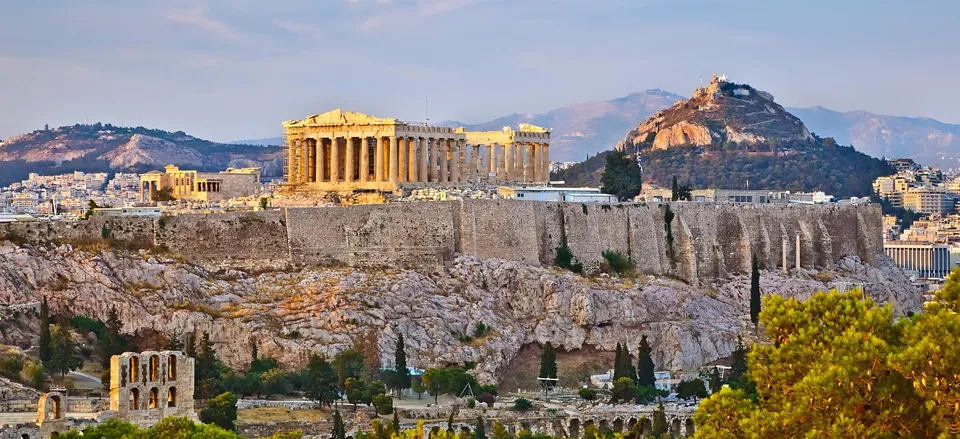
[168,355,177,380]
[150,355,159,381]
[130,388,140,410]
[149,387,159,408]
[51,395,62,419]
[130,357,139,381]
[168,387,177,407]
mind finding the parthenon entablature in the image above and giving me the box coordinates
[283,109,551,193]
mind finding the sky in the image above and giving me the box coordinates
[1,0,958,142]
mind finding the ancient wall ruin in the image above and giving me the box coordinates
[109,351,196,424]
[1,201,883,279]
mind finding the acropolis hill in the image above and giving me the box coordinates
[0,200,921,383]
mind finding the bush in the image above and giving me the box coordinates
[200,392,238,431]
[474,321,488,338]
[477,392,496,406]
[676,378,708,400]
[467,398,476,408]
[69,315,106,340]
[555,244,584,274]
[513,397,532,411]
[21,362,46,388]
[372,393,394,415]
[578,387,598,401]
[601,250,631,275]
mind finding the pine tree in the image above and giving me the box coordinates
[48,325,83,376]
[100,306,128,367]
[539,342,557,379]
[38,296,51,364]
[332,408,346,439]
[613,342,624,380]
[391,410,401,433]
[393,334,410,398]
[637,335,656,387]
[185,332,197,358]
[250,338,259,362]
[475,416,487,439]
[600,149,643,201]
[750,255,762,332]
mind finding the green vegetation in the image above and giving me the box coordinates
[663,205,675,262]
[473,321,490,338]
[47,324,83,376]
[670,175,692,201]
[601,250,630,275]
[421,367,479,404]
[554,244,584,273]
[578,387,598,401]
[750,255,761,331]
[512,397,532,411]
[557,138,894,198]
[676,378,708,401]
[151,186,176,202]
[636,335,655,388]
[692,273,960,437]
[58,417,300,439]
[391,334,411,398]
[600,149,643,201]
[38,297,51,365]
[199,392,239,431]
[538,342,557,380]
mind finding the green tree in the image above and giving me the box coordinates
[612,342,625,380]
[651,400,668,436]
[421,368,449,404]
[600,149,642,201]
[151,186,176,202]
[100,306,128,367]
[578,387,597,401]
[636,335,655,388]
[333,348,365,389]
[392,334,411,398]
[47,325,83,377]
[610,377,638,403]
[200,392,239,431]
[676,378,708,401]
[513,397,532,411]
[391,410,401,433]
[728,335,747,385]
[475,416,487,439]
[491,422,512,439]
[302,355,339,406]
[692,290,937,438]
[411,380,427,399]
[538,342,557,383]
[670,175,692,201]
[332,409,346,439]
[750,254,761,331]
[38,296,51,364]
[372,392,393,415]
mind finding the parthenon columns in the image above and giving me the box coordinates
[389,136,399,182]
[407,138,417,182]
[420,138,429,183]
[525,142,534,183]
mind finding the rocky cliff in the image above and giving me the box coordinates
[0,242,921,383]
[616,75,812,152]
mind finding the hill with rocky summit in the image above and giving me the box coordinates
[0,123,284,186]
[556,78,894,198]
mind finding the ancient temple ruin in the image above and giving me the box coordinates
[282,110,551,192]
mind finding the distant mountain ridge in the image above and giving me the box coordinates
[0,123,283,186]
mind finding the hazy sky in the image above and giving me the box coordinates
[1,0,957,142]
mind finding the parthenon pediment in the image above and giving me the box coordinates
[518,123,550,133]
[284,109,400,128]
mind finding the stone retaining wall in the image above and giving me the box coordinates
[1,201,883,280]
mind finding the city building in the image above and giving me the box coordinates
[637,188,836,204]
[282,109,551,193]
[902,187,957,215]
[497,186,617,202]
[139,165,261,203]
[884,241,951,280]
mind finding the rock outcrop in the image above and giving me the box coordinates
[617,75,813,152]
[0,242,922,383]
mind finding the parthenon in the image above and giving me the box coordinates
[282,110,550,192]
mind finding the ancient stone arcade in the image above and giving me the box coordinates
[0,351,196,439]
[110,351,196,423]
[283,109,551,194]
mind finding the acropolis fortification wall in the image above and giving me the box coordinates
[1,201,882,280]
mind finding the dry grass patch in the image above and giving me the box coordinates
[237,407,329,424]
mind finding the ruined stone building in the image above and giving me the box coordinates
[110,350,196,423]
[0,350,196,439]
[139,165,261,202]
[282,109,551,193]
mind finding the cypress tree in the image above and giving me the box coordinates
[101,306,127,367]
[637,335,656,387]
[651,399,668,436]
[447,411,455,433]
[38,297,51,364]
[671,175,680,201]
[332,409,346,439]
[613,342,624,380]
[392,410,401,433]
[393,333,410,398]
[750,255,762,332]
[539,342,557,379]
[475,416,487,439]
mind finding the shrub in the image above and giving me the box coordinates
[477,392,496,406]
[474,321,488,337]
[200,392,239,431]
[601,250,631,275]
[555,244,584,274]
[466,398,476,408]
[578,388,598,401]
[513,397,532,411]
[372,393,394,415]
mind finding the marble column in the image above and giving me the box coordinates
[504,142,514,183]
[497,143,506,183]
[375,137,384,182]
[533,143,542,182]
[782,237,788,273]
[439,139,449,183]
[288,139,298,184]
[299,139,310,184]
[470,145,479,185]
[397,135,407,183]
[524,142,534,183]
[516,142,525,183]
[408,137,418,183]
[330,137,340,182]
[316,138,326,182]
[389,136,399,182]
[542,143,550,182]
[488,144,496,184]
[795,232,801,269]
[359,137,368,183]
[451,140,461,183]
[430,138,439,182]
[419,138,429,182]
[345,136,355,183]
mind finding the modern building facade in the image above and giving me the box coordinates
[282,109,550,193]
[902,188,957,215]
[884,241,951,279]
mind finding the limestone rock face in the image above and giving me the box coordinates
[98,134,205,168]
[617,75,813,152]
[0,243,922,383]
